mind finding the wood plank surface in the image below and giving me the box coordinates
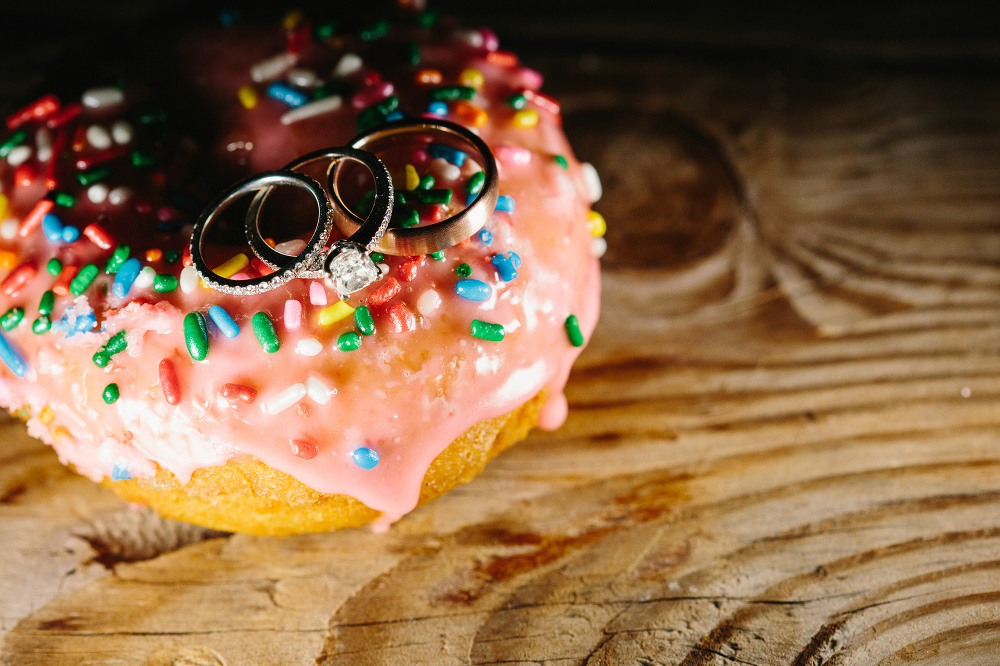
[4,5,1000,664]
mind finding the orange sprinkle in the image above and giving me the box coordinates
[0,250,16,270]
[486,51,519,68]
[71,125,87,152]
[53,264,79,296]
[454,101,487,128]
[145,248,163,262]
[416,69,443,85]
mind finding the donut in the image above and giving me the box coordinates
[0,8,603,535]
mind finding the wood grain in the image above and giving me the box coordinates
[4,19,1000,666]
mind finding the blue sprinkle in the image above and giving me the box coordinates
[61,225,80,243]
[427,101,448,116]
[0,332,28,377]
[111,258,142,298]
[428,143,467,167]
[267,82,309,108]
[490,251,521,282]
[466,191,477,206]
[41,213,63,243]
[495,195,515,213]
[218,8,241,25]
[352,447,379,470]
[478,229,493,244]
[208,305,240,339]
[75,312,97,334]
[384,110,406,122]
[111,464,132,481]
[455,278,492,302]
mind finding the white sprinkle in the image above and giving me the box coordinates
[455,29,484,48]
[133,266,155,290]
[86,125,112,150]
[35,127,52,162]
[581,162,602,203]
[87,183,109,203]
[287,68,319,88]
[590,236,607,258]
[333,53,362,77]
[108,186,131,206]
[251,52,298,83]
[306,376,332,405]
[82,87,124,109]
[417,289,441,316]
[7,145,32,167]
[111,120,133,145]
[265,382,307,415]
[309,281,327,306]
[429,157,461,182]
[296,337,323,356]
[378,263,389,275]
[961,387,972,398]
[280,95,343,125]
[0,218,19,240]
[274,238,307,256]
[179,266,199,293]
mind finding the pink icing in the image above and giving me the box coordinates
[0,17,601,520]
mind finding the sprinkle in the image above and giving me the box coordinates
[283,299,302,330]
[265,383,306,415]
[404,164,420,191]
[237,84,258,109]
[296,337,323,356]
[309,281,327,306]
[565,314,585,347]
[108,186,131,206]
[93,330,127,367]
[159,358,181,405]
[54,191,76,208]
[366,277,400,308]
[316,300,354,327]
[337,331,361,351]
[385,303,415,333]
[487,50,518,67]
[6,94,59,130]
[111,258,141,297]
[333,53,363,77]
[183,312,210,361]
[86,125,112,150]
[7,145,32,166]
[31,315,50,334]
[0,251,14,270]
[586,210,607,237]
[52,264,78,295]
[465,171,485,197]
[0,217,16,240]
[370,252,385,264]
[413,188,452,205]
[152,274,178,293]
[267,82,309,108]
[207,305,239,339]
[496,145,532,168]
[490,251,521,282]
[37,127,53,163]
[45,102,81,129]
[495,195,515,213]
[45,258,62,276]
[591,236,608,258]
[133,266,155,290]
[353,305,375,336]
[83,223,114,250]
[179,266,200,293]
[13,163,37,187]
[164,250,179,263]
[0,333,28,377]
[416,69,442,85]
[507,92,527,110]
[111,464,131,481]
[554,154,569,169]
[393,207,419,229]
[352,447,379,469]
[581,162,602,203]
[428,143,466,167]
[418,174,435,190]
[356,94,399,131]
[478,229,493,244]
[0,129,27,159]
[1,307,23,331]
[471,319,505,341]
[103,383,120,404]
[221,383,257,404]
[305,376,332,405]
[525,88,559,114]
[38,290,54,316]
[426,101,448,116]
[87,184,109,203]
[351,81,395,111]
[512,108,539,128]
[70,264,98,296]
[416,289,441,316]
[251,52,298,83]
[104,245,130,274]
[456,278,491,302]
[252,312,280,353]
[429,85,475,102]
[111,120,133,144]
[1,262,37,297]
[212,253,249,279]
[82,87,124,109]
[430,250,445,261]
[429,158,460,182]
[42,213,64,243]
[19,199,53,238]
[359,18,388,40]
[280,94,343,124]
[454,101,487,128]
[144,249,163,263]
[131,151,154,168]
[291,439,318,460]
[459,68,485,89]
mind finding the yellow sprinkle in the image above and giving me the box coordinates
[38,406,54,426]
[512,108,539,128]
[238,85,259,110]
[586,210,606,237]
[52,425,71,445]
[212,253,249,279]
[404,164,420,191]
[282,9,304,30]
[459,68,485,89]
[0,193,8,220]
[0,250,16,270]
[318,301,355,326]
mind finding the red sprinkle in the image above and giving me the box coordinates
[397,255,424,282]
[13,163,37,188]
[221,383,258,404]
[75,145,126,171]
[486,50,519,68]
[286,22,311,54]
[71,126,87,152]
[367,277,401,308]
[6,94,60,131]
[0,263,37,297]
[385,302,415,333]
[250,258,275,276]
[159,359,181,406]
[182,243,193,267]
[19,199,54,238]
[363,70,382,87]
[45,102,82,129]
[290,439,317,460]
[52,264,79,296]
[82,223,114,250]
[417,204,443,223]
[44,129,67,190]
[524,89,561,115]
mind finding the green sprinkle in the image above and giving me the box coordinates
[507,93,528,110]
[132,107,167,124]
[456,263,472,277]
[430,250,445,261]
[31,316,50,335]
[131,151,154,168]
[313,80,350,100]
[394,190,408,206]
[93,330,127,367]
[554,154,569,169]
[93,351,110,368]
[46,258,62,276]
[163,249,179,263]
[394,207,419,229]
[53,192,76,207]
[315,21,337,40]
[105,245,130,274]
[564,314,584,347]
[102,383,120,404]
[429,85,475,102]
[337,331,361,351]
[406,40,420,65]
[471,319,505,341]
[153,274,178,293]
[0,129,27,158]
[252,312,280,353]
[70,264,99,296]
[369,252,384,264]
[416,9,437,28]
[354,306,375,336]
[353,189,376,216]
[38,290,54,316]
[1,307,24,332]
[77,166,111,186]
[183,312,209,361]
[356,94,400,131]
[412,188,452,205]
[418,174,435,190]
[360,18,388,41]
[465,171,485,195]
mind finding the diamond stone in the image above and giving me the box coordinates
[326,244,380,295]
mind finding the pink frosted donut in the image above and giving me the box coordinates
[0,10,602,534]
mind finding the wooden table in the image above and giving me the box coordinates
[3,6,1000,664]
